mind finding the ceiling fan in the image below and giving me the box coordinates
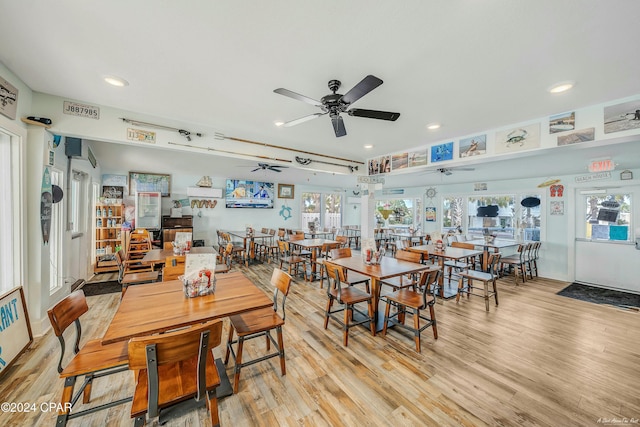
[251,163,288,173]
[422,167,476,176]
[437,167,475,176]
[274,75,400,137]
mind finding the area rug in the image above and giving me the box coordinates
[81,281,122,296]
[558,282,640,309]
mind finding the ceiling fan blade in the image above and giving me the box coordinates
[268,167,283,172]
[283,112,326,127]
[348,108,400,121]
[274,88,323,107]
[251,168,261,172]
[340,75,383,105]
[331,115,347,137]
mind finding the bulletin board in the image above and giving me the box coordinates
[0,287,32,378]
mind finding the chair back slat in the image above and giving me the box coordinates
[48,290,88,337]
[395,249,421,263]
[330,247,352,260]
[271,268,292,320]
[128,320,223,370]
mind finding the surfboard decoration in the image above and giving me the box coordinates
[40,167,52,245]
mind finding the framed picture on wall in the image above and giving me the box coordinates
[129,172,171,197]
[278,184,294,199]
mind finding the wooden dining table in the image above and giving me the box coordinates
[101,271,272,407]
[408,244,483,298]
[141,246,216,267]
[102,271,272,345]
[224,230,272,265]
[326,254,436,332]
[288,238,339,281]
[465,239,521,271]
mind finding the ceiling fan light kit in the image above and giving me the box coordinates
[274,75,400,137]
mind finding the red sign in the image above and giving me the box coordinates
[588,159,614,173]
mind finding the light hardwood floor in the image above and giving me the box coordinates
[1,263,639,427]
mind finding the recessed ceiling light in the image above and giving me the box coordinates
[548,81,574,94]
[427,123,441,130]
[274,121,285,127]
[364,144,373,149]
[103,75,129,87]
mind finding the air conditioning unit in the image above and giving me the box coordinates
[65,137,97,168]
[187,187,222,198]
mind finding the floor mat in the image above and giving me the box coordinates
[81,281,122,296]
[558,282,640,309]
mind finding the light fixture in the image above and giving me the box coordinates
[426,123,441,130]
[548,81,574,94]
[364,144,373,149]
[103,75,129,87]
[274,121,284,127]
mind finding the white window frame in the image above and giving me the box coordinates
[0,121,26,293]
[49,168,64,293]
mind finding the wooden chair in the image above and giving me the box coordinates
[457,252,502,311]
[162,255,185,281]
[329,247,371,291]
[128,319,223,427]
[381,249,423,290]
[47,290,131,426]
[499,244,528,285]
[529,241,542,278]
[335,235,349,248]
[163,241,173,250]
[214,243,233,274]
[323,262,375,346]
[224,268,292,393]
[381,269,439,352]
[115,249,159,296]
[277,240,307,279]
[220,232,245,266]
[311,241,342,287]
[288,232,313,259]
[124,230,155,273]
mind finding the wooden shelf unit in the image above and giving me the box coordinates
[94,203,124,273]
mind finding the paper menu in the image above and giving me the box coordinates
[174,232,192,246]
[184,253,217,277]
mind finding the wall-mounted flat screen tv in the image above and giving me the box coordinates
[225,179,274,208]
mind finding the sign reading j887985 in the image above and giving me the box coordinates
[63,101,100,119]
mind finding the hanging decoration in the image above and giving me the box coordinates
[550,184,564,197]
[279,204,292,221]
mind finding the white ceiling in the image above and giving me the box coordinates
[2,1,640,189]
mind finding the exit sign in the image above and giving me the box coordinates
[588,158,615,173]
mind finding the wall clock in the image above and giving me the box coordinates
[426,187,437,199]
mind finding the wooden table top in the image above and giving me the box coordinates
[289,238,338,248]
[102,271,272,345]
[224,230,272,239]
[141,246,216,264]
[465,239,523,249]
[327,255,433,280]
[408,244,483,260]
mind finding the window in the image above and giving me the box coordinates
[582,193,631,241]
[442,194,542,241]
[50,169,64,292]
[301,192,342,230]
[442,196,463,234]
[0,125,24,293]
[70,171,88,234]
[375,199,420,230]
